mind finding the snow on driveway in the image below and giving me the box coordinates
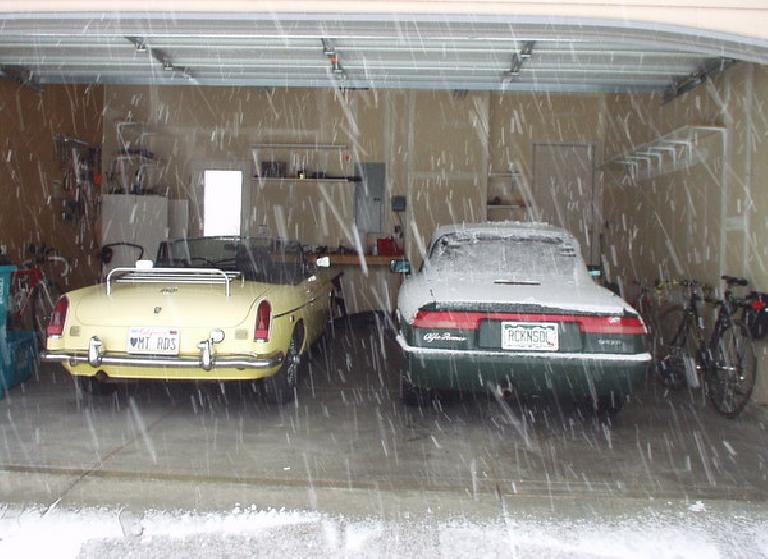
[0,502,767,558]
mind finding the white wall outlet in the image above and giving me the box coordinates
[0,244,7,255]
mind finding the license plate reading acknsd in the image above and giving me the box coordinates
[127,327,180,355]
[502,322,559,351]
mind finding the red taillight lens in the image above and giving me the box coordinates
[577,315,647,335]
[752,299,766,312]
[254,300,271,341]
[410,310,646,335]
[47,296,69,337]
[412,310,481,330]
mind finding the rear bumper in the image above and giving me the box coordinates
[42,351,284,370]
[42,335,284,371]
[397,335,650,395]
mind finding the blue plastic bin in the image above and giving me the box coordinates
[0,265,15,327]
[0,330,37,400]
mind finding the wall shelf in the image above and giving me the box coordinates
[604,124,726,181]
[252,143,348,150]
[252,177,356,183]
[487,204,526,209]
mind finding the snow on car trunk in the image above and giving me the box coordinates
[74,281,267,328]
[406,274,630,317]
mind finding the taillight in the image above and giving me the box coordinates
[412,310,481,330]
[578,315,646,335]
[254,299,271,341]
[410,310,646,335]
[752,299,766,312]
[47,296,69,337]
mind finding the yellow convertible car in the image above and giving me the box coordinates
[42,237,340,404]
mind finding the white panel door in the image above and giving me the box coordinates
[532,143,595,264]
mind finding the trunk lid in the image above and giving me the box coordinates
[404,275,645,354]
[74,282,268,328]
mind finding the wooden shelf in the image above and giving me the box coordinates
[309,254,398,266]
[488,171,521,178]
[487,204,526,209]
[253,143,348,150]
[252,177,356,183]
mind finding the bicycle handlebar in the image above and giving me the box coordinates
[21,254,70,278]
[721,275,749,287]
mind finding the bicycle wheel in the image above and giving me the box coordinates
[654,305,698,389]
[706,320,756,418]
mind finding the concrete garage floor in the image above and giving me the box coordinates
[1,313,768,522]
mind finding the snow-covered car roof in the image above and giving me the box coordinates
[430,221,576,246]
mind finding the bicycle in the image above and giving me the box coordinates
[8,244,70,346]
[629,280,660,344]
[654,276,757,417]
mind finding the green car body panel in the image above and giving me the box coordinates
[400,322,647,397]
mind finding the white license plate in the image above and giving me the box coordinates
[127,327,180,355]
[502,322,559,351]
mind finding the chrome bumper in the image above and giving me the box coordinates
[42,336,284,371]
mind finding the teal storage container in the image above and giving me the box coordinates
[0,265,15,327]
[0,331,37,400]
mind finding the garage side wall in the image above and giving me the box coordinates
[603,64,757,290]
[0,82,103,289]
[602,63,768,403]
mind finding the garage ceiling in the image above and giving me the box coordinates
[1,12,768,93]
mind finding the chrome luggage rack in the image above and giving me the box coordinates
[106,267,241,296]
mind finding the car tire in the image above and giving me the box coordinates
[263,328,304,405]
[400,374,430,407]
[73,375,115,397]
[594,393,625,419]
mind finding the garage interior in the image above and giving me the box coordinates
[2,6,768,530]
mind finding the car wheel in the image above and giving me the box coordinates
[400,374,430,407]
[73,375,115,397]
[263,329,304,405]
[594,393,625,419]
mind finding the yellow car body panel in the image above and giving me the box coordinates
[44,269,338,382]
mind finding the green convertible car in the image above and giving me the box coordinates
[392,222,650,415]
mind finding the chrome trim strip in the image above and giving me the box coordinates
[42,350,284,369]
[395,335,651,362]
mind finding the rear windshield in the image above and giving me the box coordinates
[156,238,306,285]
[428,233,585,281]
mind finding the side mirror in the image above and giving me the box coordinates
[390,258,411,274]
[316,256,331,268]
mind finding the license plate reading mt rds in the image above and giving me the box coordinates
[502,322,559,351]
[127,327,180,355]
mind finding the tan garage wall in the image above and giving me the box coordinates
[601,62,768,403]
[101,85,607,311]
[602,63,754,289]
[0,82,103,289]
